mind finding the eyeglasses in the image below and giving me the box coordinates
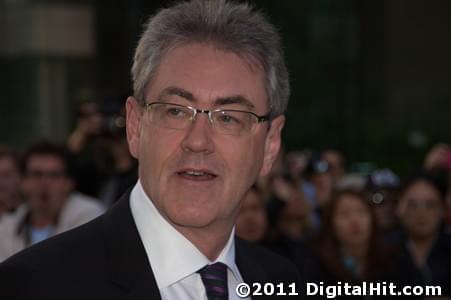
[143,102,270,136]
[25,170,66,180]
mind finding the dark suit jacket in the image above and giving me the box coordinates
[0,192,302,299]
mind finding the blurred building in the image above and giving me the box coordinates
[0,0,94,147]
[1,0,450,172]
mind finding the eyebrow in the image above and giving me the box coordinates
[157,86,194,102]
[156,86,255,110]
[214,95,255,110]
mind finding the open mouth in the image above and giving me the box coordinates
[176,169,218,181]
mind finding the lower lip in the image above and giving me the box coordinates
[176,172,217,182]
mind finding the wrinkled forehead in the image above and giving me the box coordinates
[26,154,65,171]
[145,43,269,111]
[0,156,19,171]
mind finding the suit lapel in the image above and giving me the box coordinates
[102,191,161,300]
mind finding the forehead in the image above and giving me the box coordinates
[336,194,367,210]
[403,180,441,199]
[0,157,18,170]
[27,154,65,170]
[146,43,268,111]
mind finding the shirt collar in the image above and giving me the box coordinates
[130,180,239,288]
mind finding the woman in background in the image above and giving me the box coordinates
[293,188,395,299]
[394,171,451,297]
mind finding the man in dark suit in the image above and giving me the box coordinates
[0,0,301,299]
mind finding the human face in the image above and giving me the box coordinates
[333,194,372,248]
[312,172,334,207]
[22,155,73,216]
[78,102,104,136]
[236,189,268,242]
[0,157,21,211]
[322,150,345,181]
[127,43,284,232]
[372,190,397,231]
[277,196,309,240]
[398,180,444,239]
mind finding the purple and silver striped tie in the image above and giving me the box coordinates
[198,262,228,300]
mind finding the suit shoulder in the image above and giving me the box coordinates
[0,214,112,299]
[236,238,300,280]
[0,214,106,273]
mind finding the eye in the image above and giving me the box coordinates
[165,106,188,118]
[217,112,241,125]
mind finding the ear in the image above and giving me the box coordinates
[259,115,285,177]
[126,96,142,159]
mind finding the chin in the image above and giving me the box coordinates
[164,201,217,226]
[169,212,218,228]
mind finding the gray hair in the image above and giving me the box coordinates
[131,0,289,118]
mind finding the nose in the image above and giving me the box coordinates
[180,112,215,153]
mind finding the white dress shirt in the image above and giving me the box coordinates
[130,180,249,300]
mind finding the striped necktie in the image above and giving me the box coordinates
[198,262,229,300]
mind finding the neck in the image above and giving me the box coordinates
[341,243,368,277]
[176,222,234,261]
[341,243,367,260]
[0,194,21,212]
[409,234,436,267]
[30,212,56,228]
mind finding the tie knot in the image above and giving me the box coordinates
[198,262,228,299]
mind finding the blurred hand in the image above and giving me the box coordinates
[424,143,451,170]
[271,176,294,202]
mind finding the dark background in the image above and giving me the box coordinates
[1,0,450,174]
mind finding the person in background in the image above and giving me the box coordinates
[302,153,335,230]
[424,143,451,172]
[99,110,138,207]
[393,171,451,296]
[285,150,309,186]
[301,189,394,293]
[275,195,311,242]
[67,101,112,197]
[365,169,401,238]
[0,142,105,262]
[265,173,312,260]
[423,142,451,230]
[322,148,346,184]
[0,145,22,217]
[235,185,268,243]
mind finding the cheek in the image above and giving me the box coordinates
[231,137,264,174]
[140,129,173,165]
[49,181,68,195]
[138,129,183,189]
[427,209,443,225]
[256,212,266,226]
[333,218,347,237]
[22,180,35,194]
[335,215,359,237]
[361,216,372,234]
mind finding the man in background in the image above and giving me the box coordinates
[0,142,104,261]
[0,145,22,217]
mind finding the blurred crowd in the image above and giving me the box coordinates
[236,144,451,298]
[1,101,450,298]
